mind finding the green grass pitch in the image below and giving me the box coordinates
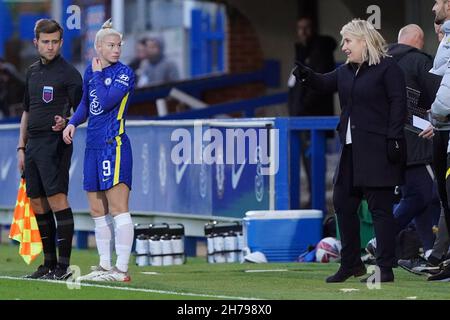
[0,244,449,300]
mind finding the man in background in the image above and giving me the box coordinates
[0,57,25,117]
[136,36,179,87]
[387,25,441,272]
[288,15,337,208]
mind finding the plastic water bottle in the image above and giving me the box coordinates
[206,234,215,263]
[171,235,184,265]
[224,231,238,263]
[161,234,173,266]
[237,232,245,263]
[135,234,149,266]
[149,235,162,266]
[213,233,226,263]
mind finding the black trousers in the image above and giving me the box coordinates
[333,144,396,269]
[432,130,450,233]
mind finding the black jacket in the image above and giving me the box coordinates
[307,57,407,187]
[388,43,442,166]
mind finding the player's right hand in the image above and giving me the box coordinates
[92,57,103,72]
[63,124,76,144]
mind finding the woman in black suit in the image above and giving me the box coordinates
[294,19,407,283]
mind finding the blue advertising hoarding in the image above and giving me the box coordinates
[0,120,274,219]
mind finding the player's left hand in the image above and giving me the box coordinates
[92,57,102,72]
[52,115,66,132]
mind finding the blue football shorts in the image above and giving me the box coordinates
[83,137,132,192]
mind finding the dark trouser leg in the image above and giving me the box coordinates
[394,166,430,231]
[430,208,450,261]
[432,131,450,233]
[414,202,437,252]
[394,165,435,251]
[332,145,362,269]
[430,183,442,227]
[365,187,396,268]
[444,154,450,237]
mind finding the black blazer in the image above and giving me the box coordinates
[308,57,407,187]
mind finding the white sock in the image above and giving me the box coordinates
[93,215,114,270]
[113,212,134,273]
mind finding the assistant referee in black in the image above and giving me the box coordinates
[16,19,82,280]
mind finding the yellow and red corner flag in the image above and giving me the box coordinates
[8,178,42,264]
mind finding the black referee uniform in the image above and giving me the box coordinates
[23,54,82,279]
[24,55,82,197]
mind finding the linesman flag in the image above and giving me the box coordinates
[8,178,42,264]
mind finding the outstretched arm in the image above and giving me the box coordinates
[293,61,338,94]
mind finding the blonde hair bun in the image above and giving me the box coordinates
[102,18,113,29]
[95,18,122,48]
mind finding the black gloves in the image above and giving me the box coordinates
[292,60,311,83]
[387,139,406,164]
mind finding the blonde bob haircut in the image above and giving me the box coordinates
[95,18,123,49]
[340,19,388,66]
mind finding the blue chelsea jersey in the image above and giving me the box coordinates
[75,61,135,149]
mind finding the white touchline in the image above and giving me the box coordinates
[244,269,288,273]
[0,276,263,300]
[140,272,161,275]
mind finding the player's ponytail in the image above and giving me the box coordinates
[95,18,122,48]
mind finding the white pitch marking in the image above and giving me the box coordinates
[140,272,161,275]
[340,288,360,293]
[0,276,262,300]
[244,269,288,273]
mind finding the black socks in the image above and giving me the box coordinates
[35,211,57,268]
[54,208,74,269]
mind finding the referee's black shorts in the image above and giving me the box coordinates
[24,135,73,199]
